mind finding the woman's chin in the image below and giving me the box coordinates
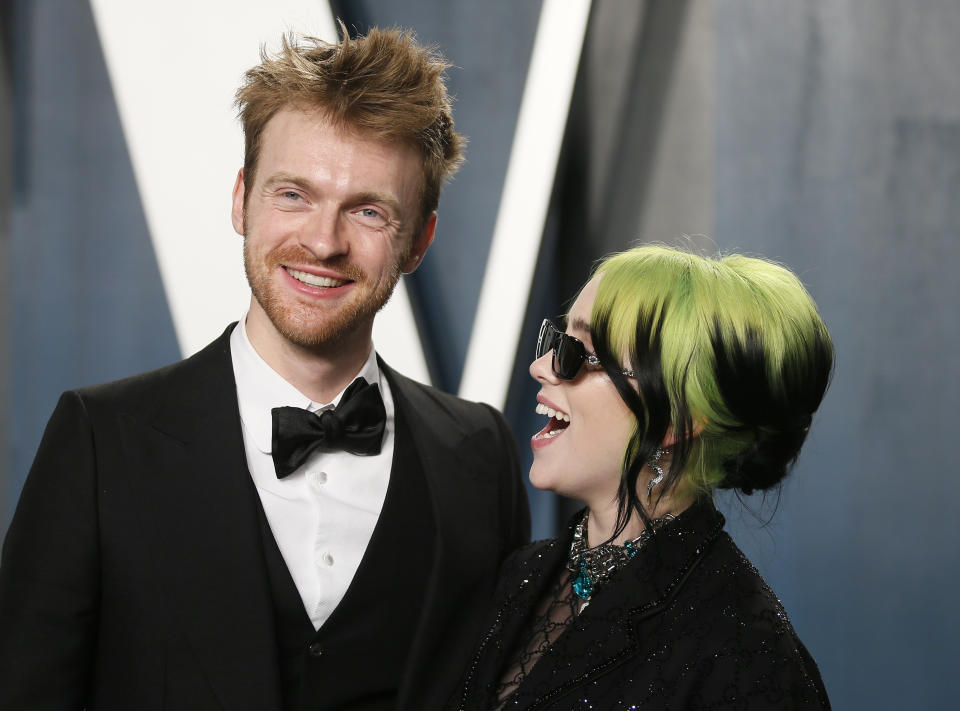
[527,461,558,493]
[527,463,583,501]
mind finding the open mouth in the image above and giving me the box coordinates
[285,267,350,289]
[533,402,571,441]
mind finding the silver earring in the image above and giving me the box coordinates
[647,447,666,500]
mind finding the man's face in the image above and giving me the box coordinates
[232,107,435,351]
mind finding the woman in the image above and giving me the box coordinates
[449,246,833,710]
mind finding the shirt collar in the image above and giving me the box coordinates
[230,315,385,454]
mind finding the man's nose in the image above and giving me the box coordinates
[299,205,348,260]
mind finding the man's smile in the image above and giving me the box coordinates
[283,266,350,289]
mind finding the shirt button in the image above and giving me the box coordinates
[307,642,323,657]
[309,471,328,488]
[322,552,334,566]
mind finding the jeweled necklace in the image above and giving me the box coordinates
[567,510,675,604]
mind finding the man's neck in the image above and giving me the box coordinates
[244,311,374,404]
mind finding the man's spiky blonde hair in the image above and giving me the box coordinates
[236,23,465,223]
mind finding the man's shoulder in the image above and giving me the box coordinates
[71,325,235,414]
[379,359,502,427]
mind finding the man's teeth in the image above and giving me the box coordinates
[286,268,347,288]
[535,402,570,422]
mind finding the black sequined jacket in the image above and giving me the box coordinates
[447,500,831,710]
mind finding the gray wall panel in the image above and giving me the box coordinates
[0,2,13,525]
[716,1,960,706]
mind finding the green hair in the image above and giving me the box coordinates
[586,245,833,529]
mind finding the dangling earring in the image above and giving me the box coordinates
[646,447,667,500]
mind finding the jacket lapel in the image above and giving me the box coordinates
[379,362,506,708]
[511,502,726,709]
[120,326,281,710]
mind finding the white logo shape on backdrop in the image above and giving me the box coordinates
[91,0,591,406]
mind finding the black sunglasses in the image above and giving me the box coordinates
[536,319,636,381]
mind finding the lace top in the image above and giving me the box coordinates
[493,567,578,707]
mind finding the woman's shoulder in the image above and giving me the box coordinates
[663,531,831,708]
[694,531,803,629]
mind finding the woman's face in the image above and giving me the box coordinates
[528,276,636,508]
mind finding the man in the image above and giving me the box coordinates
[0,27,529,710]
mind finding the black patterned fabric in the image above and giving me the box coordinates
[448,500,831,710]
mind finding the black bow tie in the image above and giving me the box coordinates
[271,378,386,478]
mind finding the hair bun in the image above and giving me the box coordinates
[719,421,811,495]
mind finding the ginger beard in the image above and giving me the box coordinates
[242,235,409,349]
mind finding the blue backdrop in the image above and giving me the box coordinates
[3,1,959,707]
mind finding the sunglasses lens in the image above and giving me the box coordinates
[536,320,557,359]
[536,319,587,379]
[553,337,584,379]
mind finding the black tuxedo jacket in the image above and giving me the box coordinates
[0,325,530,710]
[448,501,830,710]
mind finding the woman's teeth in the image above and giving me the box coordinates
[533,402,571,440]
[286,268,347,288]
[535,402,570,422]
[534,429,565,440]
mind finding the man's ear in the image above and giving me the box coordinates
[401,212,437,273]
[231,168,246,236]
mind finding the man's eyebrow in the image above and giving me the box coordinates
[262,173,312,191]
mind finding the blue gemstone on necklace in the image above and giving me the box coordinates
[572,562,594,600]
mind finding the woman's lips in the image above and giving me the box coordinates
[531,396,570,449]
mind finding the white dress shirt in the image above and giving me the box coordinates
[230,317,395,630]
